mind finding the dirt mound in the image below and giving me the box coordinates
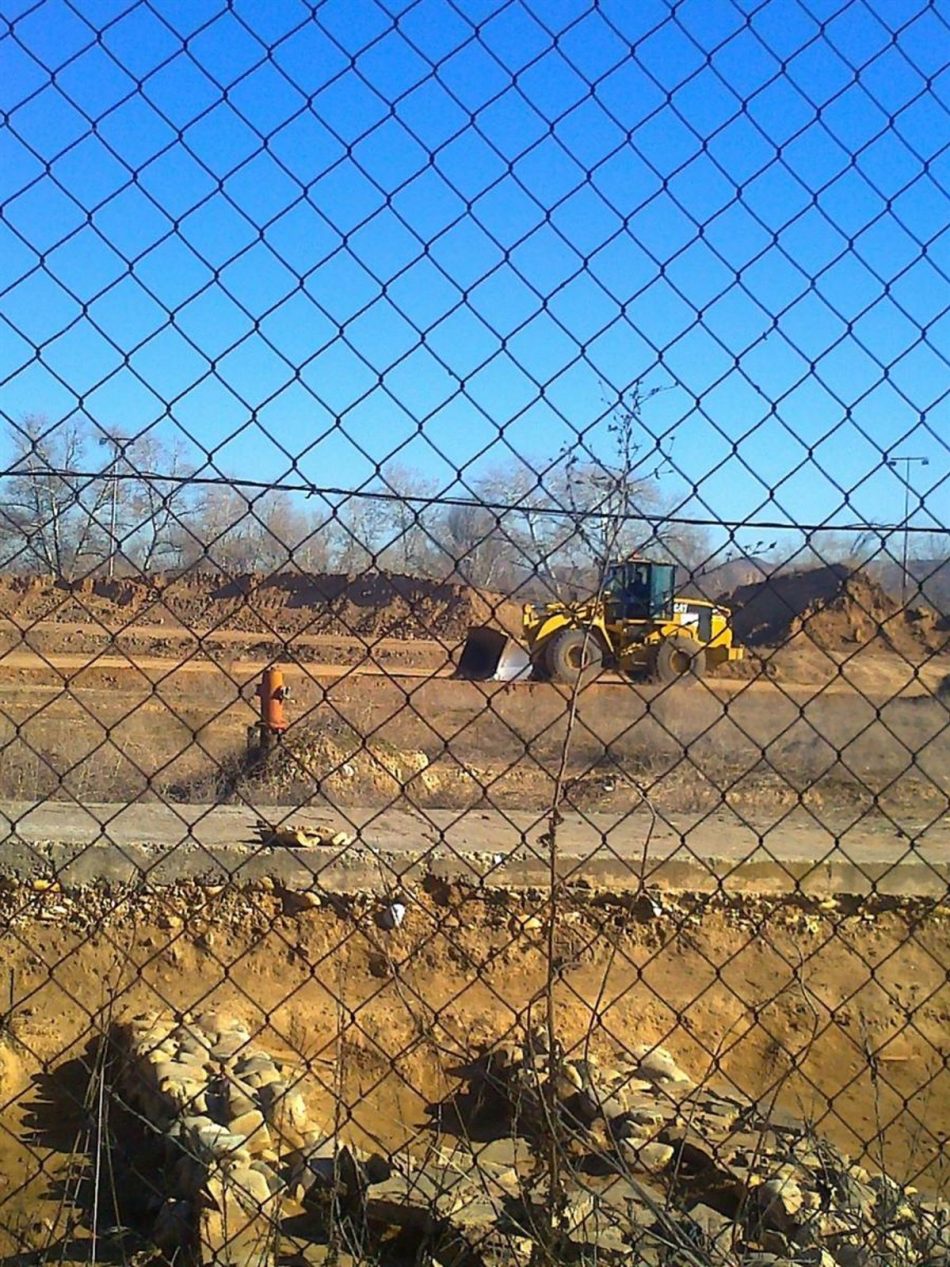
[0,570,523,644]
[729,564,947,655]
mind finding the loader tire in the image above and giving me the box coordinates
[544,628,604,687]
[652,633,705,685]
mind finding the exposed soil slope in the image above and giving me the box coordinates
[0,571,524,643]
[728,563,946,654]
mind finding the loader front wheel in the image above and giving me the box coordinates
[544,628,604,687]
[652,633,705,685]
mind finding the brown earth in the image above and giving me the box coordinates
[0,567,947,1257]
[0,640,947,818]
[0,570,524,644]
[0,564,947,701]
[727,564,947,657]
[0,883,946,1257]
[2,563,944,665]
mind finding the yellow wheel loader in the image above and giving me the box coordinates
[457,559,744,686]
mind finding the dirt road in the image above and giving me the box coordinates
[0,645,445,682]
[2,635,944,698]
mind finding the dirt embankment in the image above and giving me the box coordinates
[0,566,947,686]
[0,880,946,1256]
[0,571,524,643]
[728,564,947,656]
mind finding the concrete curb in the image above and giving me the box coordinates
[3,836,947,896]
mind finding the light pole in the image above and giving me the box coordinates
[98,434,130,579]
[885,454,929,606]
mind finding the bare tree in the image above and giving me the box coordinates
[173,485,258,571]
[334,494,390,574]
[376,462,444,577]
[465,466,569,597]
[109,434,198,573]
[250,491,326,573]
[435,501,511,588]
[2,415,112,578]
[171,481,342,574]
[555,387,669,574]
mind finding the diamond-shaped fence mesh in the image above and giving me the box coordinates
[1,1,948,1264]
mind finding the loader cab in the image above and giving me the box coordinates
[603,560,676,622]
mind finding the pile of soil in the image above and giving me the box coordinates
[0,571,524,644]
[728,564,947,655]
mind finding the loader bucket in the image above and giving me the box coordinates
[455,627,533,681]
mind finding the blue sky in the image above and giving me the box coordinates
[1,0,948,543]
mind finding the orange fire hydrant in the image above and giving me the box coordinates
[254,666,290,752]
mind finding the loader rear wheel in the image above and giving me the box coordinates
[544,628,604,687]
[652,633,705,685]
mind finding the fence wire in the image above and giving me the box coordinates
[0,2,948,1266]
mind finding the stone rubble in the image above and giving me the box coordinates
[114,1010,949,1267]
[2,871,945,939]
[116,1009,315,1267]
[429,1026,949,1267]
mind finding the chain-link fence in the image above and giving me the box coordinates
[1,1,948,1264]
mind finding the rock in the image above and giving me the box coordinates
[757,1176,806,1232]
[631,1044,691,1084]
[594,1177,665,1225]
[227,1092,259,1119]
[797,1251,835,1267]
[170,1087,209,1115]
[828,1171,875,1220]
[199,1173,274,1267]
[831,1243,867,1267]
[293,1139,366,1205]
[235,1054,276,1076]
[228,1109,270,1149]
[621,1106,665,1128]
[816,1212,856,1239]
[195,1009,240,1034]
[693,1106,741,1137]
[687,1202,733,1252]
[226,1162,277,1213]
[620,1139,674,1173]
[880,1231,915,1260]
[210,1031,251,1061]
[587,1089,630,1123]
[281,889,321,915]
[662,1126,727,1176]
[178,1036,213,1060]
[259,1082,309,1134]
[615,1115,658,1141]
[152,1059,205,1085]
[193,1122,251,1161]
[248,1159,283,1194]
[365,1160,504,1236]
[244,1067,283,1091]
[377,901,406,930]
[523,1025,552,1057]
[470,1137,534,1172]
